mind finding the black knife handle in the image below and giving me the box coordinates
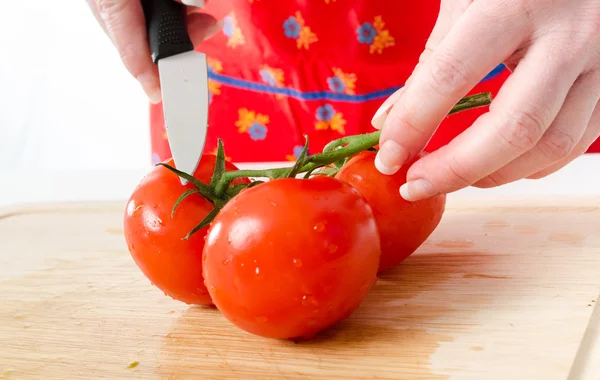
[141,0,194,63]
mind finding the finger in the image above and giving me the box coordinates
[96,0,161,103]
[86,0,108,34]
[475,71,600,187]
[528,100,600,179]
[417,0,472,64]
[375,1,530,175]
[399,41,583,201]
[371,0,469,131]
[180,0,206,7]
[187,12,220,46]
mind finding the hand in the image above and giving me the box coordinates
[87,0,219,103]
[372,0,600,201]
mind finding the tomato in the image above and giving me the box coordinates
[335,151,446,273]
[202,176,381,339]
[123,155,249,305]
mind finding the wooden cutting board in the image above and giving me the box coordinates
[1,197,599,380]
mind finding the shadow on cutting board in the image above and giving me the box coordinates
[159,249,506,379]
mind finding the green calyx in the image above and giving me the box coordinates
[160,91,493,239]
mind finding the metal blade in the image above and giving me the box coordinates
[158,50,209,185]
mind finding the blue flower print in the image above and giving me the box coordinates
[223,16,235,37]
[248,122,267,141]
[283,17,301,39]
[357,23,376,44]
[152,153,161,165]
[316,104,335,122]
[327,76,346,93]
[260,69,276,86]
[293,145,310,159]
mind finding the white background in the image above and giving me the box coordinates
[0,1,151,171]
[0,1,598,207]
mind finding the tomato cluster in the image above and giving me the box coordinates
[123,150,444,340]
[123,93,495,340]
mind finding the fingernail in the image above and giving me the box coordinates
[374,140,408,175]
[182,0,205,8]
[371,88,404,130]
[138,72,162,104]
[399,179,435,202]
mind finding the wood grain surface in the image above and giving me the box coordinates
[1,197,599,380]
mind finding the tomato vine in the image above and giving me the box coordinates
[160,91,493,238]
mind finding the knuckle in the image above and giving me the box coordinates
[473,175,503,189]
[499,106,548,151]
[442,156,474,189]
[427,53,470,95]
[537,129,577,161]
[385,105,429,142]
[96,0,128,21]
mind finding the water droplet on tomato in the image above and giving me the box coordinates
[210,286,216,293]
[293,258,303,267]
[313,222,325,232]
[255,267,260,275]
[151,203,158,208]
[301,295,319,307]
[327,244,338,254]
[255,316,268,323]
[222,259,229,265]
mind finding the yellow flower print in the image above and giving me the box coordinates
[207,57,223,102]
[259,65,285,88]
[283,12,318,50]
[259,65,285,99]
[327,68,357,95]
[357,16,395,55]
[235,108,270,141]
[223,13,245,49]
[314,104,346,135]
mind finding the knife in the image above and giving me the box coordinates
[141,0,209,185]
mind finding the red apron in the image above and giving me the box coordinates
[150,0,599,165]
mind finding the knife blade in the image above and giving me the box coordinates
[141,0,209,185]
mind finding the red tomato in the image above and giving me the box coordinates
[202,176,381,339]
[123,155,249,305]
[335,151,446,272]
